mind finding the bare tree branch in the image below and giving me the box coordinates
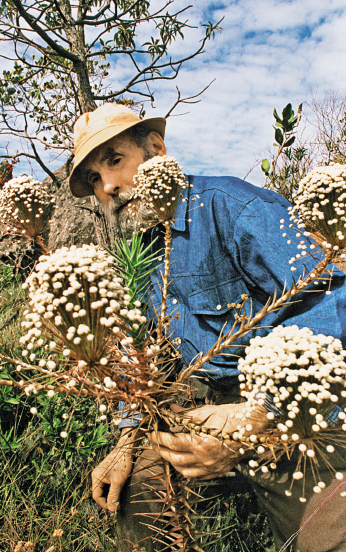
[165,80,215,118]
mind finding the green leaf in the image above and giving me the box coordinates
[5,397,20,404]
[283,136,296,148]
[0,371,11,379]
[274,127,283,146]
[261,159,270,173]
[282,103,293,121]
[273,108,282,123]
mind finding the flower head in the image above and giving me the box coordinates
[238,325,346,498]
[21,244,145,366]
[239,325,346,416]
[0,174,53,238]
[132,156,188,221]
[289,163,346,250]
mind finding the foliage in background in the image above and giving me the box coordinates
[0,372,119,551]
[0,156,18,188]
[261,102,305,204]
[0,264,26,336]
[0,0,222,182]
[308,93,346,167]
[261,94,346,205]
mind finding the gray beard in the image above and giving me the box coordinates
[99,190,158,242]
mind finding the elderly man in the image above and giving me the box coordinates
[69,104,346,552]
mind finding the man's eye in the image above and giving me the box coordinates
[110,157,121,166]
[89,174,99,186]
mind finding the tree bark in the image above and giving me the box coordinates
[59,0,97,113]
[57,0,113,244]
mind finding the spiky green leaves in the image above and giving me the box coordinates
[109,232,162,347]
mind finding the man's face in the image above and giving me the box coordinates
[83,131,166,238]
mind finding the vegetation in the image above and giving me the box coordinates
[261,94,346,204]
[0,250,275,552]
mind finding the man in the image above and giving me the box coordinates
[69,104,346,552]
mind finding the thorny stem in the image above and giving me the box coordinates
[178,250,336,383]
[0,375,91,397]
[156,221,172,343]
[34,234,49,255]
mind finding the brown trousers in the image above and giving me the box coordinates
[116,447,346,552]
[116,382,346,552]
[239,449,346,552]
[115,448,252,552]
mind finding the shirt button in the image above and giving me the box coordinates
[216,304,222,310]
[172,299,178,305]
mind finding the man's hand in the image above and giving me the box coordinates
[148,403,268,479]
[92,428,138,511]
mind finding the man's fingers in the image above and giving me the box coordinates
[170,403,189,414]
[92,479,109,510]
[151,443,196,467]
[91,471,126,512]
[149,430,213,452]
[149,430,193,451]
[107,479,124,512]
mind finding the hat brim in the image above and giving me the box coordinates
[69,117,166,198]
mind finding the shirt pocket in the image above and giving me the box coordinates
[187,277,249,349]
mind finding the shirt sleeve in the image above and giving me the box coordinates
[118,400,141,429]
[230,195,346,342]
[196,190,346,390]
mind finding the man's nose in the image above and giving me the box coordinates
[102,171,119,195]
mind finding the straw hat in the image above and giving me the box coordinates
[69,104,166,198]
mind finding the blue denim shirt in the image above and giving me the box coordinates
[119,175,346,427]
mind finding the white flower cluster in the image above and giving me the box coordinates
[132,155,188,221]
[238,325,346,499]
[289,163,346,251]
[20,244,146,363]
[239,325,346,425]
[0,175,53,237]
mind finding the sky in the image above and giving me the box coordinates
[1,0,346,186]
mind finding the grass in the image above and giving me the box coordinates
[0,264,274,552]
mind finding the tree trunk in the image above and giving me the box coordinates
[58,0,113,246]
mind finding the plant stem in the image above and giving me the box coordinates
[35,235,49,255]
[156,221,172,342]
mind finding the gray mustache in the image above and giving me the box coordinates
[108,191,134,212]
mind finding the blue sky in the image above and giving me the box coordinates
[2,0,346,186]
